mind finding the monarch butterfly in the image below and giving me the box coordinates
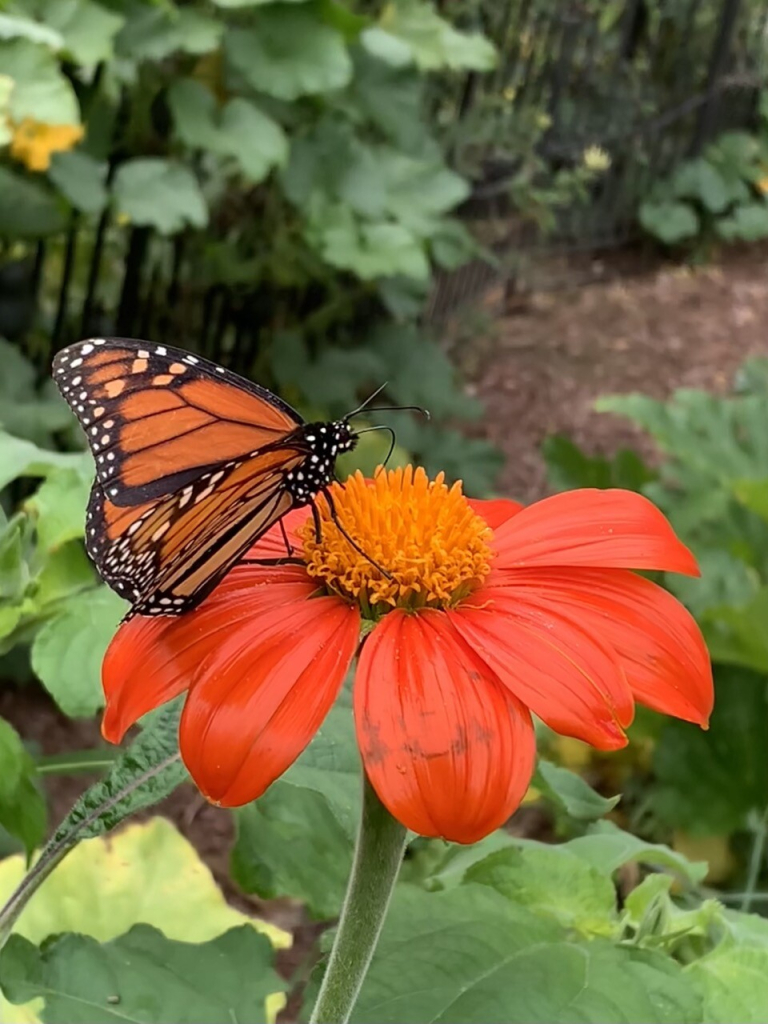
[52,337,401,618]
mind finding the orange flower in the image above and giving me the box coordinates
[102,468,712,844]
[10,118,83,172]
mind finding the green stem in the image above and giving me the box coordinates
[309,774,407,1024]
[741,805,768,913]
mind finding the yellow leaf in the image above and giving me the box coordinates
[0,817,291,1022]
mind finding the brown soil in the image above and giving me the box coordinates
[3,244,768,1005]
[460,246,768,503]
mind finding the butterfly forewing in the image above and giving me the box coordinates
[53,338,302,505]
[54,337,358,617]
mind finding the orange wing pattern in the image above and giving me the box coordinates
[53,338,301,504]
[54,337,358,617]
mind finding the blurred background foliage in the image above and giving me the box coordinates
[3,0,768,1021]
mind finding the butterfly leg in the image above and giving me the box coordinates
[320,487,393,581]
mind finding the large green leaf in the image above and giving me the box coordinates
[652,666,768,835]
[543,435,655,493]
[112,158,208,235]
[48,150,108,215]
[0,718,46,857]
[1,925,285,1024]
[362,1,496,71]
[0,38,79,123]
[168,80,288,183]
[465,846,618,937]
[29,0,124,66]
[563,821,707,884]
[0,432,86,490]
[232,784,352,919]
[638,200,699,245]
[671,157,734,214]
[0,12,62,48]
[715,202,768,243]
[24,465,92,552]
[687,947,768,1023]
[352,884,699,1023]
[116,5,221,61]
[225,7,352,101]
[30,586,126,717]
[0,167,66,238]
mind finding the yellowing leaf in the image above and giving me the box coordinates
[0,817,291,1022]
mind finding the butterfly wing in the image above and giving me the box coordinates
[86,435,308,615]
[55,337,314,615]
[52,338,302,505]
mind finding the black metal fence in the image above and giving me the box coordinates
[5,0,768,362]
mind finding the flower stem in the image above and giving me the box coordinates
[309,774,407,1024]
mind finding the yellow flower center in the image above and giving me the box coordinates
[300,466,493,615]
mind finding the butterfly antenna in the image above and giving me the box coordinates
[356,424,397,469]
[320,487,393,580]
[345,383,389,420]
[357,404,430,420]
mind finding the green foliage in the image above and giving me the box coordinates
[638,107,768,251]
[0,719,46,857]
[1,925,284,1023]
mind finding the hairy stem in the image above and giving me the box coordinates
[309,774,407,1024]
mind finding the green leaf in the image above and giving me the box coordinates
[112,158,208,235]
[34,0,125,66]
[652,666,768,835]
[352,884,699,1023]
[225,8,352,101]
[465,846,618,936]
[543,435,654,493]
[0,166,66,238]
[278,689,360,837]
[116,6,221,61]
[638,200,699,245]
[0,718,46,857]
[0,431,86,490]
[168,81,288,183]
[688,947,768,1023]
[24,466,91,552]
[232,784,352,919]
[48,150,108,215]
[535,759,620,821]
[715,202,768,242]
[671,158,732,213]
[1,924,285,1024]
[0,38,79,123]
[30,586,127,717]
[0,13,63,48]
[51,703,186,845]
[306,199,429,280]
[563,821,707,883]
[363,1,496,71]
[703,587,768,672]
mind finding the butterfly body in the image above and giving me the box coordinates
[52,338,358,617]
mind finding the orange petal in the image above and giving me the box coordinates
[467,497,524,530]
[492,489,699,576]
[179,596,359,805]
[102,564,313,742]
[450,586,633,749]
[245,506,312,560]
[496,567,713,726]
[355,609,536,843]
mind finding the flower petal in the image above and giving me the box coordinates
[355,609,536,843]
[246,506,313,561]
[492,489,699,575]
[495,567,713,725]
[450,586,633,749]
[179,595,359,805]
[467,497,524,530]
[102,565,313,743]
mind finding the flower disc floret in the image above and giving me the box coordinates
[300,467,493,612]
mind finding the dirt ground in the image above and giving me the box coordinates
[3,245,768,986]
